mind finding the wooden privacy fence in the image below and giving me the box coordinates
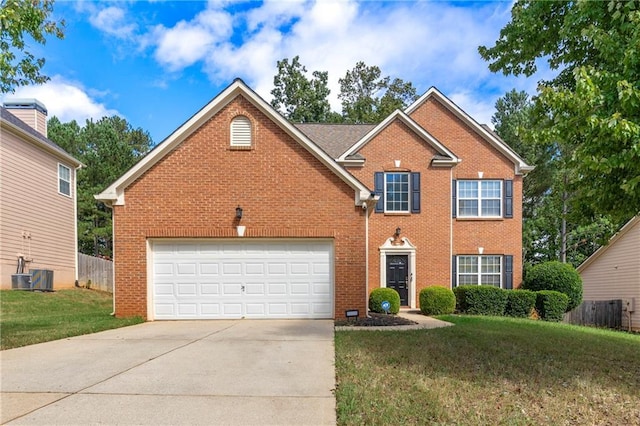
[78,253,113,293]
[564,299,622,330]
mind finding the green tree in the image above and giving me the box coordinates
[0,0,64,93]
[48,116,152,257]
[492,89,618,268]
[338,62,418,123]
[479,0,640,222]
[270,56,334,123]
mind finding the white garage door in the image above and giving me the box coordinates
[150,240,333,320]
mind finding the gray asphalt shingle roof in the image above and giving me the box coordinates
[295,123,376,158]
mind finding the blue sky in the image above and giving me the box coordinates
[3,0,551,145]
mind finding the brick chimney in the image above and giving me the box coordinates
[2,99,48,137]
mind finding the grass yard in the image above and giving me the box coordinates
[335,315,640,426]
[0,288,143,350]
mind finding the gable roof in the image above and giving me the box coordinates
[405,87,534,175]
[0,107,82,167]
[295,123,375,158]
[95,79,374,207]
[337,109,459,166]
[577,215,640,273]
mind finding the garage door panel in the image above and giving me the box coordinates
[201,283,220,295]
[151,240,333,319]
[199,263,219,275]
[176,263,196,275]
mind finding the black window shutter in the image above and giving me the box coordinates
[411,172,420,213]
[504,180,513,218]
[452,255,457,288]
[504,255,513,289]
[452,179,457,218]
[374,172,384,213]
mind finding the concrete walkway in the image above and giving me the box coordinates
[335,310,454,331]
[1,320,335,425]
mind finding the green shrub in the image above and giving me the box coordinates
[453,285,507,316]
[522,261,583,311]
[505,289,537,318]
[535,290,569,322]
[419,286,455,315]
[369,288,400,314]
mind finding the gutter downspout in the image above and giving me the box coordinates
[450,168,454,288]
[73,165,81,285]
[364,196,379,318]
[109,203,116,316]
[365,205,369,318]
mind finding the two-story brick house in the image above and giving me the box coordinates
[96,79,532,320]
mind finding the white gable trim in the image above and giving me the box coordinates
[577,215,640,273]
[405,87,534,175]
[95,79,372,206]
[337,110,459,165]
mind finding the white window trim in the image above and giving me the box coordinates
[457,255,502,288]
[58,163,72,197]
[384,172,410,213]
[230,116,252,147]
[457,180,502,218]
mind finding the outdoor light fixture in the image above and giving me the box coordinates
[395,227,401,237]
[235,206,243,220]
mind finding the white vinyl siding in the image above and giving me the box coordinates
[230,116,252,147]
[458,180,501,217]
[457,255,502,287]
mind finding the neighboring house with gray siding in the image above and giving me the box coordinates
[577,215,640,331]
[0,100,82,290]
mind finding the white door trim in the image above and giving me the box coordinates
[379,237,417,309]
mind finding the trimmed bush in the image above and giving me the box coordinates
[419,286,455,315]
[369,288,400,314]
[505,289,537,318]
[522,261,583,311]
[535,290,569,322]
[453,285,507,316]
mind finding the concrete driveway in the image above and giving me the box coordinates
[0,320,336,425]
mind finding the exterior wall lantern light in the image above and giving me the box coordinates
[236,206,243,220]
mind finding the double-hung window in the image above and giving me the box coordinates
[58,164,71,197]
[457,180,502,217]
[457,255,502,287]
[374,172,420,214]
[385,173,409,213]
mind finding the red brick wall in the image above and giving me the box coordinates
[113,95,366,319]
[410,98,524,288]
[348,120,452,305]
[345,97,524,308]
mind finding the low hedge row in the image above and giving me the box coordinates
[453,285,567,321]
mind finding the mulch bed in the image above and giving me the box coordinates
[334,312,418,327]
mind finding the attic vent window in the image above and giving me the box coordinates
[230,116,252,148]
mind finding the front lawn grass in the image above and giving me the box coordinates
[335,315,640,425]
[1,288,143,350]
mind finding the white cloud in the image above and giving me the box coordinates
[88,5,137,39]
[151,8,233,72]
[124,1,549,121]
[2,76,119,124]
[449,91,497,128]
